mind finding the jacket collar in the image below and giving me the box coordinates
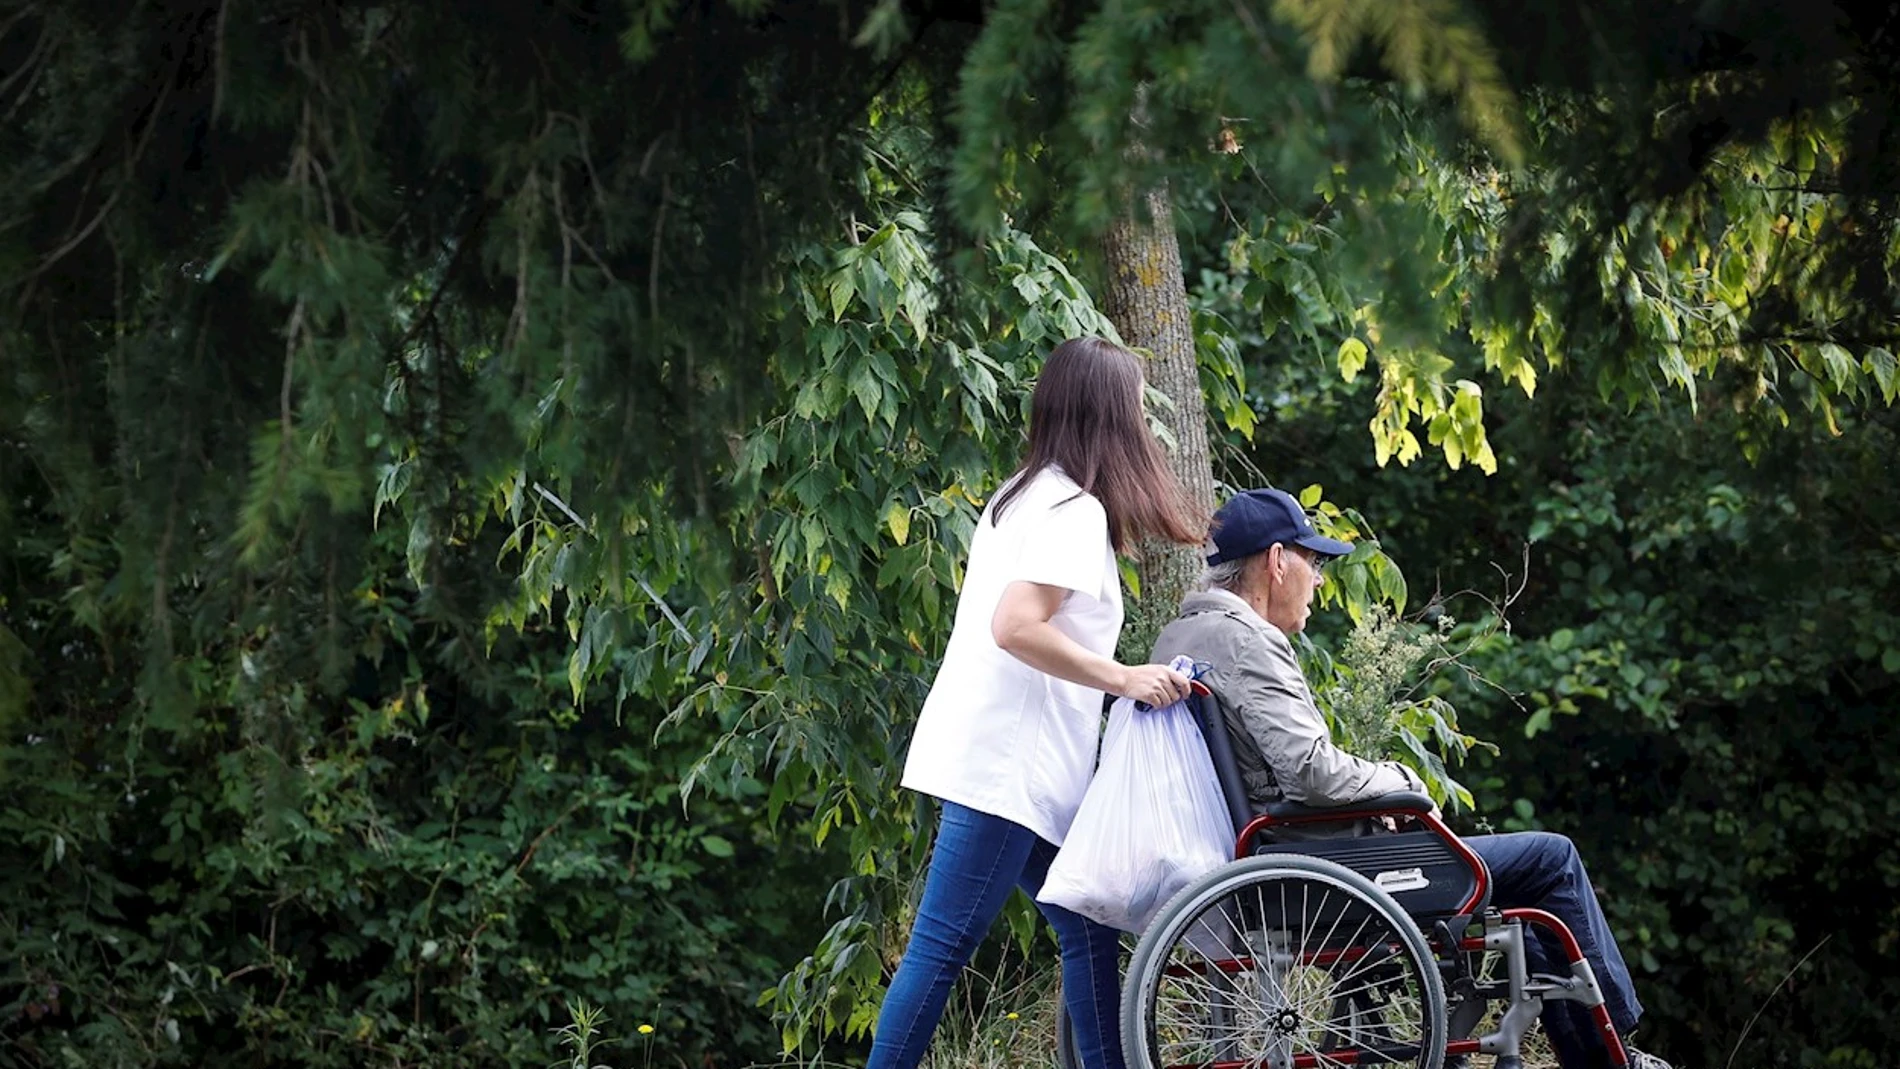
[1178,587,1270,629]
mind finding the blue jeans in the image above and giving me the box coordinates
[868,801,1126,1069]
[1468,832,1643,1069]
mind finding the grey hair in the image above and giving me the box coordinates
[1198,556,1251,593]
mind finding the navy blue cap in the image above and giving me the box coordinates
[1207,488,1354,565]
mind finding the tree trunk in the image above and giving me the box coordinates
[1101,182,1216,659]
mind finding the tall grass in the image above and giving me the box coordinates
[557,957,1568,1068]
[916,956,1069,1069]
[915,958,1563,1069]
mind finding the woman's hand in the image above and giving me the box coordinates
[1118,663,1192,709]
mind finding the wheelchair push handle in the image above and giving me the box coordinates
[1132,656,1213,712]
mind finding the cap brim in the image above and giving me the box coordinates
[1294,532,1355,560]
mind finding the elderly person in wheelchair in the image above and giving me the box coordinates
[1137,487,1672,1069]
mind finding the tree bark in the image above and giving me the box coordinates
[1101,183,1216,658]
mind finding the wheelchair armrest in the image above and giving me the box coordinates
[1259,791,1437,823]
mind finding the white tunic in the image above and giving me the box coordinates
[901,467,1124,846]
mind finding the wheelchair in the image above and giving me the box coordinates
[1058,689,1632,1069]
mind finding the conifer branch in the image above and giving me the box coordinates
[0,15,46,104]
[1228,0,1284,65]
[555,172,572,299]
[277,297,305,489]
[549,111,611,227]
[506,169,540,353]
[1273,0,1524,165]
[16,57,174,297]
[0,47,46,129]
[397,201,493,356]
[650,169,668,328]
[0,3,40,46]
[211,0,231,124]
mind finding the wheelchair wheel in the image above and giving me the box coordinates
[1055,999,1081,1069]
[1121,854,1447,1069]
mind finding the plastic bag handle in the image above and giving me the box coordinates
[1133,678,1211,713]
[1133,655,1212,712]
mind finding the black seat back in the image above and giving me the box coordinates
[1184,692,1490,919]
[1186,691,1254,841]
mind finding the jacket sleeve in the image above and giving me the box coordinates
[1209,617,1424,806]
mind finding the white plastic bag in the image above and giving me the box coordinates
[1037,660,1235,934]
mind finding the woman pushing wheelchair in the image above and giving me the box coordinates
[868,336,1203,1069]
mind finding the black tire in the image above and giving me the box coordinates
[1055,998,1082,1069]
[1120,854,1448,1069]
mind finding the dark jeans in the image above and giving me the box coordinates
[867,801,1126,1069]
[1468,831,1643,1069]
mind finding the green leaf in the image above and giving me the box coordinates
[700,835,736,859]
[825,564,852,610]
[848,362,882,423]
[869,350,901,387]
[1818,344,1857,392]
[1337,337,1368,383]
[405,516,433,585]
[1298,484,1324,508]
[373,459,413,529]
[568,643,589,702]
[1339,566,1368,624]
[1717,253,1748,300]
[801,516,825,570]
[1375,560,1407,612]
[1472,439,1497,476]
[1011,272,1045,304]
[1451,380,1484,431]
[885,501,911,546]
[1865,348,1896,403]
[737,433,778,481]
[828,273,857,321]
[859,221,897,253]
[1118,558,1141,600]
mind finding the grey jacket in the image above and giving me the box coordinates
[1149,589,1424,813]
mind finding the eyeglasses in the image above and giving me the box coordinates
[1298,549,1328,578]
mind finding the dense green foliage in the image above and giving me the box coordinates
[2,592,835,1065]
[1,1,915,1064]
[4,1,1898,1067]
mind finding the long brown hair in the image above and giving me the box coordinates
[990,336,1204,552]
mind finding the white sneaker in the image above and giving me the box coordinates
[1627,1045,1675,1069]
